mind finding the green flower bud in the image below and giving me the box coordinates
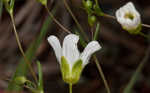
[88,15,96,26]
[14,76,27,85]
[85,0,93,9]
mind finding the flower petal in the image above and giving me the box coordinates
[62,34,80,69]
[47,35,62,63]
[80,41,101,66]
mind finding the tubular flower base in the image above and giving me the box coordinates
[47,34,101,84]
[115,2,142,34]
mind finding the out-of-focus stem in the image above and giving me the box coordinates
[62,0,89,42]
[93,55,111,93]
[69,83,72,93]
[45,5,71,34]
[10,14,38,83]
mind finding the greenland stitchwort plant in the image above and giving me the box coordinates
[47,34,101,85]
[115,2,141,34]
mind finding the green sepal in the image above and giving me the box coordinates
[3,0,14,14]
[123,24,142,35]
[60,56,71,84]
[71,59,83,84]
[37,0,47,6]
[60,56,83,84]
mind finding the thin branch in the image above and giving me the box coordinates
[10,14,38,83]
[45,5,71,34]
[93,55,111,93]
[62,0,89,42]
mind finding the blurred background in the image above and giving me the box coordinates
[0,0,150,93]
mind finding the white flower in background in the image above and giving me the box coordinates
[47,34,101,84]
[115,2,142,34]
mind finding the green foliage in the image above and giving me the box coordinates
[37,61,44,93]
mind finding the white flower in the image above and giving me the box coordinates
[47,34,101,84]
[115,2,141,33]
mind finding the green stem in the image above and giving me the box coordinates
[69,83,72,93]
[93,56,111,93]
[10,14,38,83]
[62,0,89,42]
[45,5,71,34]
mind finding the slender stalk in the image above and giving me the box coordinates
[69,83,72,93]
[10,14,38,83]
[102,13,116,19]
[142,24,150,28]
[45,5,71,34]
[93,56,111,93]
[62,0,89,42]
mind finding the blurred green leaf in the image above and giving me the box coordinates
[123,48,150,93]
[37,61,44,93]
[7,7,57,92]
